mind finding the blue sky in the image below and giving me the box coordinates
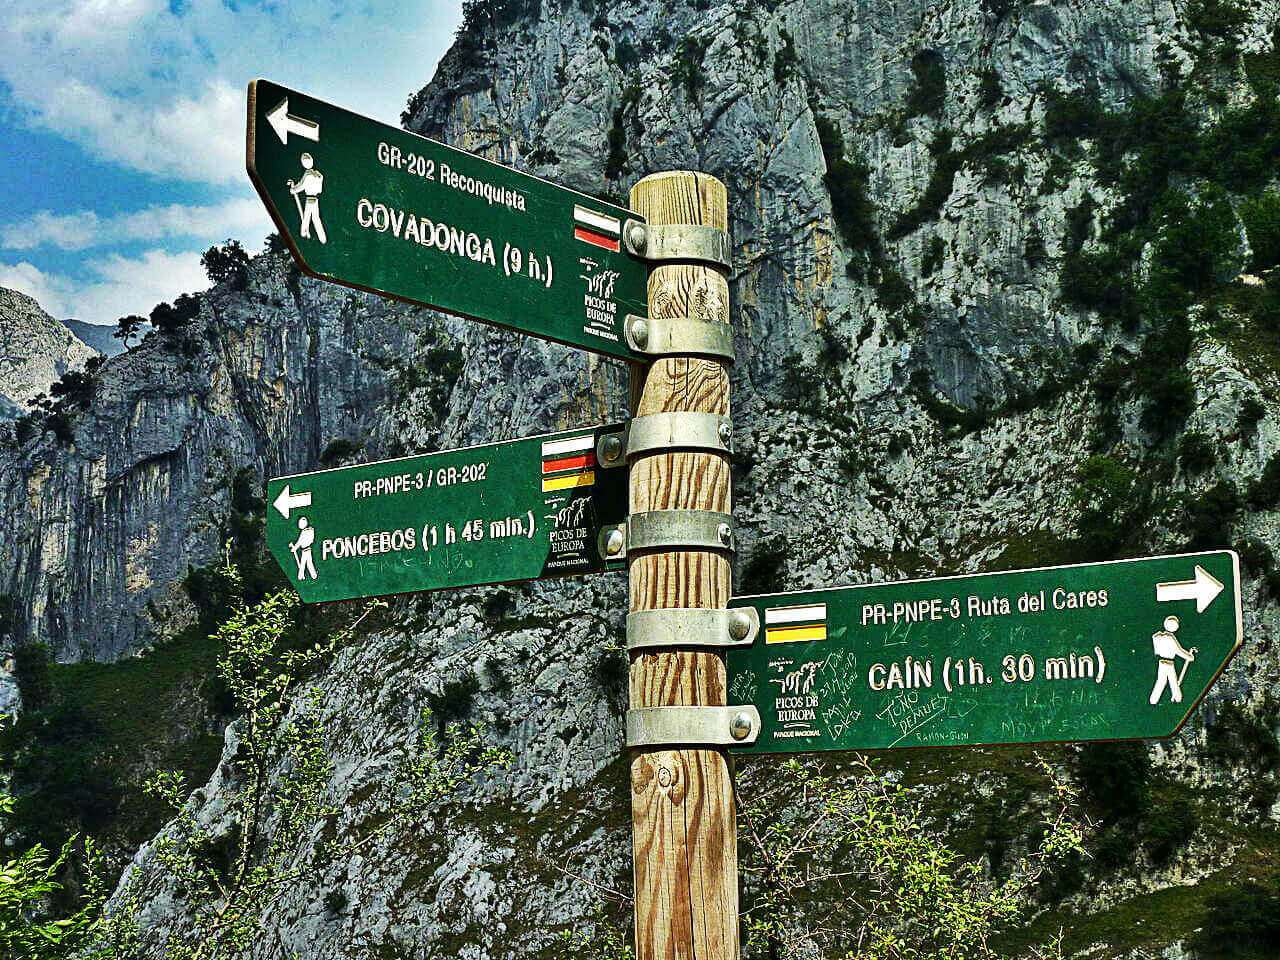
[0,0,463,325]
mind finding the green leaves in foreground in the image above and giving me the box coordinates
[736,757,1085,960]
[0,795,133,960]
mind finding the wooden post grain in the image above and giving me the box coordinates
[628,172,737,960]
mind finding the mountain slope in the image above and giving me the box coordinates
[0,287,97,416]
[62,317,131,357]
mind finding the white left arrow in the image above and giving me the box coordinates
[1156,565,1224,613]
[266,97,319,145]
[273,484,312,519]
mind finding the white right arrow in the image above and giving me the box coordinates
[273,484,312,519]
[266,97,320,145]
[1156,565,1224,613]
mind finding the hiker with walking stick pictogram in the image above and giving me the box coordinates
[290,516,318,582]
[288,153,327,244]
[1149,615,1197,705]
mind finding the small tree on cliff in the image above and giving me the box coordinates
[113,314,146,349]
[201,240,250,291]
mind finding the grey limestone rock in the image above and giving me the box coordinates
[4,0,1279,956]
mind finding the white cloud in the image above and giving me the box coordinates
[33,78,245,185]
[0,1,464,184]
[0,1,464,326]
[0,262,73,317]
[1,196,271,252]
[0,249,210,325]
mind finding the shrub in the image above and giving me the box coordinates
[814,116,881,270]
[1141,369,1195,438]
[1235,536,1275,576]
[739,756,1086,956]
[888,130,961,240]
[1143,794,1198,864]
[1076,742,1150,824]
[978,68,1003,109]
[323,889,349,915]
[1178,431,1216,473]
[1239,396,1267,433]
[1191,879,1280,958]
[910,368,989,432]
[604,85,641,181]
[401,88,429,127]
[481,590,516,622]
[673,35,710,100]
[922,235,945,277]
[426,673,481,737]
[1184,0,1249,47]
[9,700,123,843]
[773,29,798,85]
[320,438,363,467]
[904,49,946,118]
[1235,538,1280,601]
[614,37,639,72]
[201,240,250,291]
[1247,453,1280,509]
[1070,455,1137,559]
[592,649,627,696]
[12,643,53,714]
[1043,89,1107,144]
[1241,191,1280,273]
[1023,227,1046,267]
[780,353,822,407]
[1184,481,1242,549]
[481,658,511,694]
[1147,187,1241,308]
[1205,698,1280,772]
[875,267,915,313]
[740,537,788,595]
[1091,822,1139,872]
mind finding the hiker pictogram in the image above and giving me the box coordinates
[288,153,327,244]
[1149,615,1197,705]
[290,516,318,581]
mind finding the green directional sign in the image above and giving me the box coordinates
[727,551,1243,754]
[266,425,626,602]
[247,78,648,360]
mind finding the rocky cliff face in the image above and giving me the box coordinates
[4,0,1280,956]
[0,288,97,417]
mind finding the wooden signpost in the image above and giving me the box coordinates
[625,172,738,960]
[249,81,1246,960]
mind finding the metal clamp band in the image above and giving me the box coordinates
[623,220,732,269]
[598,510,734,560]
[597,413,733,467]
[626,705,760,748]
[624,314,735,361]
[630,411,732,458]
[627,607,759,651]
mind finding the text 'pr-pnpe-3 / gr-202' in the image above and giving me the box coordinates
[264,425,627,602]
